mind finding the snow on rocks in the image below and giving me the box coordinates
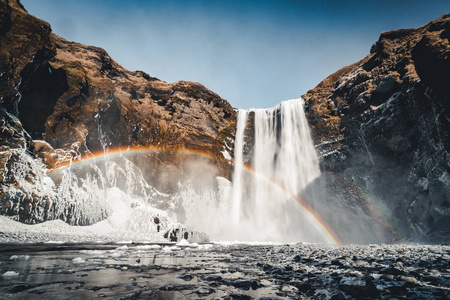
[2,271,19,278]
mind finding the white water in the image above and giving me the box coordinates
[229,99,324,242]
[231,109,248,225]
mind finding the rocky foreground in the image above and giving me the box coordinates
[0,242,449,299]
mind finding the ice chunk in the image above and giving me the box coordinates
[72,257,86,264]
[176,239,190,246]
[10,255,30,260]
[135,245,161,250]
[2,271,19,277]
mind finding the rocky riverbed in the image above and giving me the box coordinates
[0,242,448,299]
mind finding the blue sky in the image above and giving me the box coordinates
[22,0,450,109]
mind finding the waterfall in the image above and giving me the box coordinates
[231,109,248,225]
[229,99,323,242]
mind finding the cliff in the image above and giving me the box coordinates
[303,14,450,242]
[0,0,235,225]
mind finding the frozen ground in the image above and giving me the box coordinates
[0,215,170,244]
[0,240,449,299]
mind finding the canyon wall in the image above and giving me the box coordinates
[303,14,450,242]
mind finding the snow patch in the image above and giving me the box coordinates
[10,255,30,260]
[72,257,86,264]
[176,239,190,246]
[2,271,19,278]
[135,245,162,250]
[221,149,232,160]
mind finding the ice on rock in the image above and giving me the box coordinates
[176,239,190,247]
[135,245,162,250]
[2,271,19,277]
[10,255,30,260]
[0,139,210,244]
[72,257,86,264]
[162,246,172,252]
[79,250,106,256]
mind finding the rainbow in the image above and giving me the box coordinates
[48,146,219,177]
[239,163,341,245]
[332,174,404,242]
[48,145,342,244]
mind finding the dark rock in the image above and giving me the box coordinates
[386,285,407,296]
[339,277,379,298]
[331,259,343,266]
[330,292,346,300]
[118,291,142,300]
[225,294,252,300]
[29,288,46,294]
[9,284,35,293]
[196,286,215,295]
[224,293,252,300]
[250,280,261,290]
[384,267,405,276]
[204,275,222,281]
[380,273,394,281]
[232,280,252,289]
[179,274,193,281]
[303,13,450,244]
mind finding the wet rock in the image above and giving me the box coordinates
[224,294,252,300]
[290,281,313,292]
[380,273,394,280]
[29,288,46,294]
[179,274,193,281]
[119,291,142,300]
[9,284,35,293]
[386,285,407,296]
[279,284,299,295]
[384,267,405,276]
[232,280,252,289]
[399,275,418,286]
[204,274,222,281]
[339,277,379,298]
[250,280,261,290]
[331,259,344,266]
[196,286,215,295]
[354,260,370,267]
[330,292,347,300]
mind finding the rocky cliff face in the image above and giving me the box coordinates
[0,0,235,226]
[303,14,450,242]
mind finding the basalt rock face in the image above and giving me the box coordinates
[0,0,236,225]
[303,14,450,243]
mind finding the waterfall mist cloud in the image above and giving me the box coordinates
[21,0,450,109]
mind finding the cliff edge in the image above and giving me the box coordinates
[303,14,450,242]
